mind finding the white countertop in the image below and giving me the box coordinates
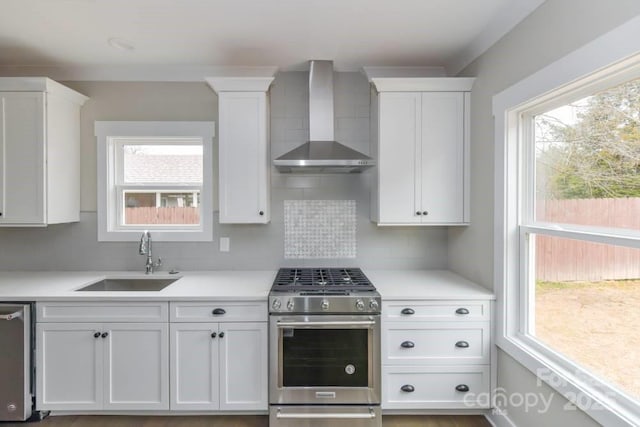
[367,269,494,300]
[0,269,493,301]
[0,270,276,301]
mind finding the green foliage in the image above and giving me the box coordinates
[536,78,640,199]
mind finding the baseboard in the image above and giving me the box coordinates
[485,409,517,427]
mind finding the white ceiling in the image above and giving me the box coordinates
[0,0,545,79]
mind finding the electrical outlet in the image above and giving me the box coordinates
[219,237,230,252]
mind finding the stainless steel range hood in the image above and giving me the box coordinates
[274,60,375,173]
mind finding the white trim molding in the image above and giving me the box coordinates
[493,14,640,427]
[485,409,517,427]
[95,121,215,242]
[367,77,475,92]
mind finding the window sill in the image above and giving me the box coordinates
[496,334,640,427]
[98,229,212,242]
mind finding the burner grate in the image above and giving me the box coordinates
[273,268,374,290]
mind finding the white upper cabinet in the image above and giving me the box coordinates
[369,77,473,226]
[206,73,275,224]
[0,78,87,226]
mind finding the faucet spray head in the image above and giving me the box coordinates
[139,230,149,255]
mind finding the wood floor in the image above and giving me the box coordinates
[4,415,491,427]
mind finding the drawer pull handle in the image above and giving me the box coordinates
[101,332,109,338]
[455,308,470,315]
[212,308,226,315]
[219,332,225,338]
[93,332,101,338]
[400,341,415,349]
[400,384,415,393]
[455,341,469,348]
[211,332,217,338]
[456,384,470,392]
[401,308,415,315]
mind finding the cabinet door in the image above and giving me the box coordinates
[170,323,219,410]
[218,92,270,224]
[377,92,422,224]
[420,92,465,223]
[0,92,45,225]
[219,322,268,410]
[103,323,169,410]
[36,323,103,410]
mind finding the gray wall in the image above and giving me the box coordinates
[450,0,640,425]
[0,73,448,271]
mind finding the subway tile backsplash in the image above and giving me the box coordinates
[284,200,356,259]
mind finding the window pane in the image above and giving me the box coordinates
[123,144,203,184]
[534,77,640,230]
[532,234,640,399]
[123,191,200,225]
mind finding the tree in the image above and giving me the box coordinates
[535,78,640,199]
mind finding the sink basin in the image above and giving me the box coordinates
[75,278,178,292]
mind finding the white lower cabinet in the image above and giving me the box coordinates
[36,301,268,414]
[170,322,268,411]
[169,301,268,411]
[37,322,169,411]
[383,366,490,410]
[37,323,103,410]
[381,299,492,410]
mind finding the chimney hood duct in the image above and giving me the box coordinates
[274,60,375,173]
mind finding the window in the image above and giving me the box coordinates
[494,18,640,427]
[95,122,215,241]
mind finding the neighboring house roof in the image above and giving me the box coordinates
[124,154,202,184]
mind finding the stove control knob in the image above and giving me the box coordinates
[287,299,295,311]
[271,298,282,311]
[355,299,365,311]
[369,299,379,311]
[321,300,330,311]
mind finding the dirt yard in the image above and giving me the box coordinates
[536,280,640,400]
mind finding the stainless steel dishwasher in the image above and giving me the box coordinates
[0,303,34,422]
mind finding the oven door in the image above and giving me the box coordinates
[269,314,380,405]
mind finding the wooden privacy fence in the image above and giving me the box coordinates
[535,198,640,282]
[125,207,200,225]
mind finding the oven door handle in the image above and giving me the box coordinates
[276,320,376,328]
[276,409,377,419]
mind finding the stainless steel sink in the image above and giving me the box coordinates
[75,278,178,292]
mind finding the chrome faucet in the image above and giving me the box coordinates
[139,231,162,274]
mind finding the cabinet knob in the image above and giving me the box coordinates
[455,341,470,348]
[211,332,217,338]
[219,332,225,338]
[212,308,226,315]
[400,341,415,349]
[400,384,415,393]
[401,308,415,315]
[415,211,422,216]
[94,332,101,338]
[455,307,470,315]
[422,211,429,216]
[456,384,470,392]
[259,211,264,216]
[101,332,109,338]
[0,212,3,216]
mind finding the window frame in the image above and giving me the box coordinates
[493,16,640,427]
[95,121,215,242]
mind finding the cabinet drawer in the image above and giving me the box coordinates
[383,321,489,365]
[37,302,168,323]
[170,301,267,322]
[382,365,490,410]
[383,300,489,322]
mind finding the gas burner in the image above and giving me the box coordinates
[269,267,380,314]
[273,268,374,290]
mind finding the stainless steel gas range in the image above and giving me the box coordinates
[268,268,382,427]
